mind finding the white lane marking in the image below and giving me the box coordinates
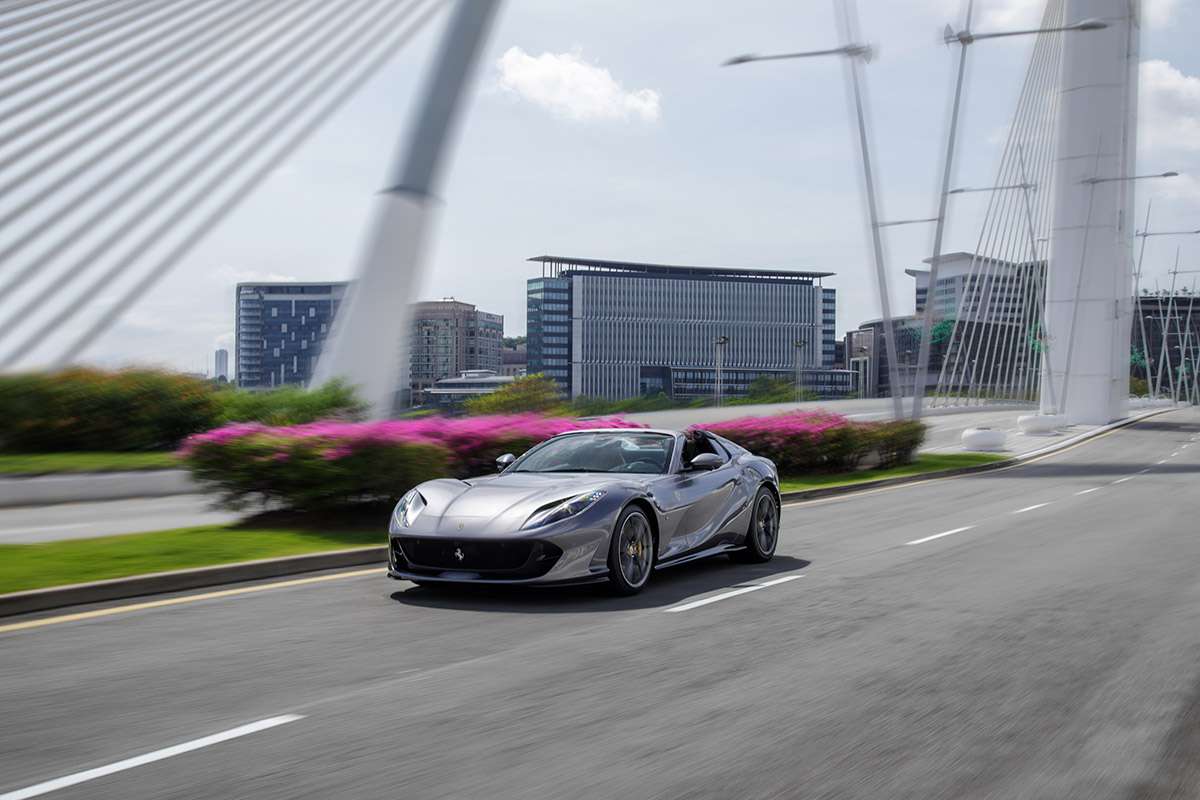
[0,715,303,800]
[1112,476,1134,485]
[1013,503,1051,514]
[1075,487,1101,496]
[1157,460,1168,465]
[664,574,802,613]
[906,526,975,546]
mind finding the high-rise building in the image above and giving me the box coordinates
[235,284,502,402]
[235,282,347,389]
[409,299,504,405]
[526,256,847,401]
[214,348,229,381]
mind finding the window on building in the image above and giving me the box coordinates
[271,307,278,317]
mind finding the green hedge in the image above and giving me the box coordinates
[0,369,364,453]
[183,434,450,510]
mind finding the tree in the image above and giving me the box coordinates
[930,319,956,346]
[464,373,564,415]
[502,336,527,349]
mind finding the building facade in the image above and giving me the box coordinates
[235,285,502,399]
[525,256,839,401]
[409,299,504,405]
[214,348,229,381]
[426,369,515,407]
[235,282,347,389]
[1131,293,1200,398]
[500,343,528,377]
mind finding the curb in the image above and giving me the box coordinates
[780,406,1174,504]
[0,546,386,618]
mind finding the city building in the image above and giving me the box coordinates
[848,316,929,399]
[526,256,844,401]
[426,369,515,408]
[214,348,229,381]
[235,282,347,389]
[235,284,503,400]
[1131,292,1200,396]
[906,252,1045,326]
[410,299,504,405]
[500,343,528,377]
[846,253,1047,400]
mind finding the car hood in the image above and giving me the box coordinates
[407,472,646,537]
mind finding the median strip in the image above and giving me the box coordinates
[0,715,303,800]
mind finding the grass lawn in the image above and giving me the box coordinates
[0,525,383,595]
[778,452,1009,494]
[0,451,178,475]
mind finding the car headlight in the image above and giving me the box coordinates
[522,490,607,530]
[393,489,426,529]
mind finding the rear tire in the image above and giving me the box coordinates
[607,506,655,595]
[731,487,779,564]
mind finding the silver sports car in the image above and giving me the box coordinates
[387,428,781,594]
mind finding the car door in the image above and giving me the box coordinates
[653,434,739,555]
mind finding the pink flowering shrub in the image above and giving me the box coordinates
[700,412,925,473]
[178,414,641,509]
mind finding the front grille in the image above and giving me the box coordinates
[393,536,561,579]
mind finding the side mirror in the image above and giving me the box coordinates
[687,452,724,471]
[495,453,515,471]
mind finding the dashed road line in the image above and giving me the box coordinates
[664,574,803,613]
[1075,487,1101,496]
[906,526,976,546]
[1014,503,1051,514]
[0,715,303,800]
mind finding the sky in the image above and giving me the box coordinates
[19,0,1200,375]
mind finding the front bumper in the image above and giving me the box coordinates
[387,526,610,585]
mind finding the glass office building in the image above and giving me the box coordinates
[236,282,347,388]
[526,256,843,401]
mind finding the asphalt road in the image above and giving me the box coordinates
[3,409,1200,799]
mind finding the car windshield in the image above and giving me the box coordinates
[512,432,674,474]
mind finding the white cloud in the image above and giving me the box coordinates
[213,264,299,284]
[1144,0,1179,27]
[1139,59,1200,155]
[494,46,661,123]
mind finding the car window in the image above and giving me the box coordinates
[512,433,674,474]
[682,432,726,465]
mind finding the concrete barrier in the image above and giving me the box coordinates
[0,470,200,509]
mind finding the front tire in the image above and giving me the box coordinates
[732,487,779,563]
[607,506,655,595]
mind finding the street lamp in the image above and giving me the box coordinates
[713,335,729,407]
[947,183,1035,194]
[943,17,1106,45]
[1083,171,1178,185]
[724,7,904,419]
[875,217,939,229]
[794,338,809,403]
[914,3,1108,421]
[724,43,873,67]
